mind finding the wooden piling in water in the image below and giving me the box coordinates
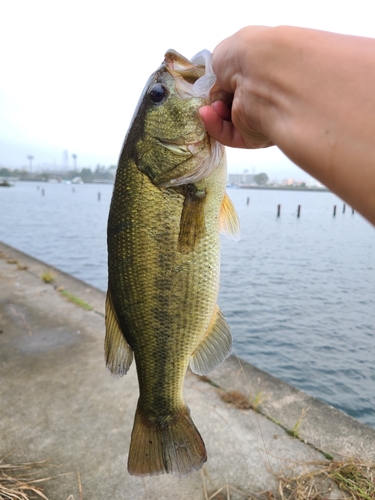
[333,205,337,216]
[297,205,301,218]
[97,192,101,201]
[277,204,281,217]
[246,197,250,205]
[41,188,45,196]
[343,203,346,213]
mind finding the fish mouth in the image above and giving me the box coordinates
[163,50,215,102]
[163,49,231,104]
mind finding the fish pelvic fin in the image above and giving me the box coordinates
[220,193,241,241]
[177,184,206,254]
[189,305,232,375]
[128,403,207,478]
[104,291,133,377]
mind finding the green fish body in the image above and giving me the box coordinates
[106,50,239,478]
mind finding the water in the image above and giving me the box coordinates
[1,181,374,427]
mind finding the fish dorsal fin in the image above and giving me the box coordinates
[189,305,232,375]
[105,291,133,377]
[219,193,241,241]
[178,184,206,254]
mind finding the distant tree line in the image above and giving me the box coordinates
[0,165,117,183]
[254,173,269,185]
[0,167,28,178]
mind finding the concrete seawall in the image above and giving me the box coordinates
[1,240,374,499]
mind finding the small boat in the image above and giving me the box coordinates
[0,180,13,187]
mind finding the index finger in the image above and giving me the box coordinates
[199,104,250,148]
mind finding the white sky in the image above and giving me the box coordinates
[1,0,374,180]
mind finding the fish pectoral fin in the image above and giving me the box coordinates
[189,305,232,375]
[105,291,133,377]
[178,184,206,253]
[219,193,241,241]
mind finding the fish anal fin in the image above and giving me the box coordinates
[189,305,232,375]
[178,184,206,254]
[220,193,240,241]
[128,403,207,478]
[105,291,133,377]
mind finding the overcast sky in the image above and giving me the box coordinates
[1,0,374,180]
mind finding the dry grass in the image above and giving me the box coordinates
[0,253,27,270]
[220,390,253,410]
[200,459,375,500]
[0,455,80,500]
[277,459,375,500]
[0,457,52,500]
[201,467,260,500]
[219,389,266,412]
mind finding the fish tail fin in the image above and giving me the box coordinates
[128,402,207,478]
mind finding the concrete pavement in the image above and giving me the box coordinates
[1,240,374,499]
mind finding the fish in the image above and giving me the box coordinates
[105,49,240,478]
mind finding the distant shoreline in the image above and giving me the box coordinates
[229,185,328,192]
[4,179,329,191]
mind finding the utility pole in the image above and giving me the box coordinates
[27,155,34,173]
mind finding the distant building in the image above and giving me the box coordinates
[281,178,307,187]
[281,178,295,186]
[228,172,255,186]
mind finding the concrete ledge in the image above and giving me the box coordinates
[0,241,106,314]
[210,356,375,461]
[1,240,374,499]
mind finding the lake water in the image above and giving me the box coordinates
[1,181,374,428]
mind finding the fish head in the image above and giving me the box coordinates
[123,49,228,187]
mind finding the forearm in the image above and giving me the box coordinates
[209,27,375,224]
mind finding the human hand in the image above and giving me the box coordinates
[199,100,273,149]
[199,27,274,149]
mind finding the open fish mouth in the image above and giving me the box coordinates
[164,49,228,104]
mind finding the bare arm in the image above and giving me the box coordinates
[200,26,375,225]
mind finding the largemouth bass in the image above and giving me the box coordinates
[105,49,240,478]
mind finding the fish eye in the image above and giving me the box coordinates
[149,84,168,104]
